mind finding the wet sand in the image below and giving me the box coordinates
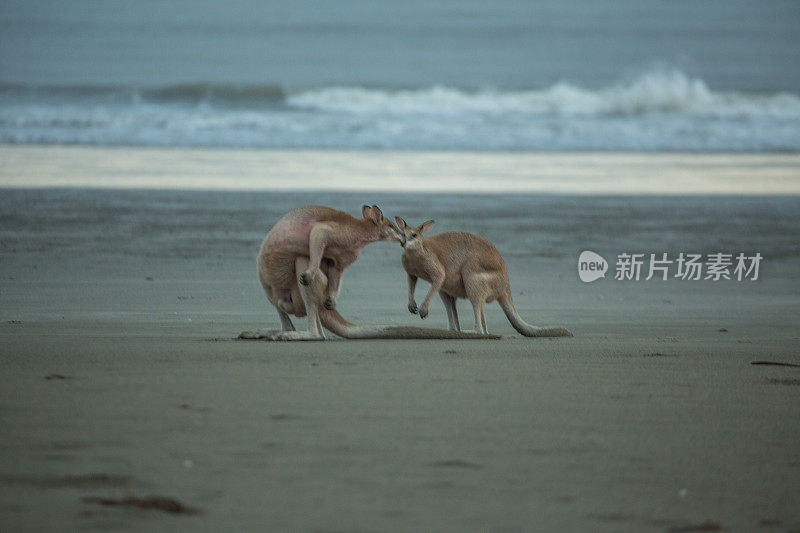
[1,148,799,531]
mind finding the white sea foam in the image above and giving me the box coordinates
[287,70,800,118]
[1,70,799,151]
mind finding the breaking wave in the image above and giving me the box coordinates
[2,69,799,151]
[288,70,800,119]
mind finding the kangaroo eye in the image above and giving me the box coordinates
[411,233,418,238]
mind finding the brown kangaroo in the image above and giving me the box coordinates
[395,217,572,337]
[250,205,500,341]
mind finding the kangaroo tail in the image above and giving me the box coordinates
[498,292,573,337]
[320,308,501,340]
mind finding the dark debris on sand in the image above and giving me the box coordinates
[82,495,197,514]
[766,378,800,386]
[45,374,72,380]
[751,360,800,368]
[670,521,725,532]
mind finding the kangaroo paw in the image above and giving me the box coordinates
[323,297,335,310]
[408,302,418,314]
[299,272,310,286]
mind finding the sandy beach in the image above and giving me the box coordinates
[0,147,798,531]
[3,0,800,528]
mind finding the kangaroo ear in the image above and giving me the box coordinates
[369,205,384,224]
[362,205,371,219]
[395,216,407,230]
[419,220,435,235]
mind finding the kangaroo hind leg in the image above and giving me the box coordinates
[268,256,326,341]
[272,288,296,332]
[277,307,295,332]
[439,291,460,331]
[464,272,491,334]
[257,267,294,329]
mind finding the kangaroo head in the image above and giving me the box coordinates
[394,217,434,248]
[362,205,403,242]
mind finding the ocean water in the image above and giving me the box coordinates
[1,0,799,151]
[3,189,799,267]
